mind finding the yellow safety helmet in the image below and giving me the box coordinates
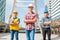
[13,10,18,14]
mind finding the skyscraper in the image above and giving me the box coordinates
[45,0,60,21]
[0,0,6,22]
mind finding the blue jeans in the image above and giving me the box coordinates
[25,29,35,40]
[10,30,19,40]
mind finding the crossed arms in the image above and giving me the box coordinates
[24,19,37,23]
[9,19,20,26]
[44,21,51,26]
[24,14,38,24]
[10,22,19,26]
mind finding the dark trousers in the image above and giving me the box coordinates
[42,28,51,40]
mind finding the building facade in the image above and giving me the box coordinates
[45,0,60,21]
[0,0,6,22]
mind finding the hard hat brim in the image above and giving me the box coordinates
[13,12,18,14]
[28,6,33,8]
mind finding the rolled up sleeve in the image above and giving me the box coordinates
[18,19,20,23]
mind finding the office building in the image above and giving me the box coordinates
[45,0,60,21]
[0,0,6,22]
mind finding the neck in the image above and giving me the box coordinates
[29,11,33,14]
[45,16,48,18]
[14,16,17,18]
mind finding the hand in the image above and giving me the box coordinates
[14,22,19,25]
[24,20,35,23]
[44,22,51,26]
[24,20,31,23]
[44,22,49,26]
[10,23,14,25]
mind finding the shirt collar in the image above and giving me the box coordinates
[13,17,17,19]
[28,12,34,14]
[44,17,49,19]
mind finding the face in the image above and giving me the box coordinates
[13,12,18,18]
[44,13,49,17]
[28,7,33,12]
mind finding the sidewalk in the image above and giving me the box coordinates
[0,33,60,40]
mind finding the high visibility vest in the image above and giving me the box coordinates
[10,18,20,30]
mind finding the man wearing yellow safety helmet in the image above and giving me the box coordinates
[9,10,20,40]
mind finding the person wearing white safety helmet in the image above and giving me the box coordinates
[24,4,38,40]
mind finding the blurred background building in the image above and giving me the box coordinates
[45,0,60,34]
[0,0,6,22]
[45,0,60,21]
[45,0,60,23]
[0,0,6,32]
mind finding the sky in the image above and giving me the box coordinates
[5,0,45,28]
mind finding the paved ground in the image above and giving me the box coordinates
[0,33,60,40]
